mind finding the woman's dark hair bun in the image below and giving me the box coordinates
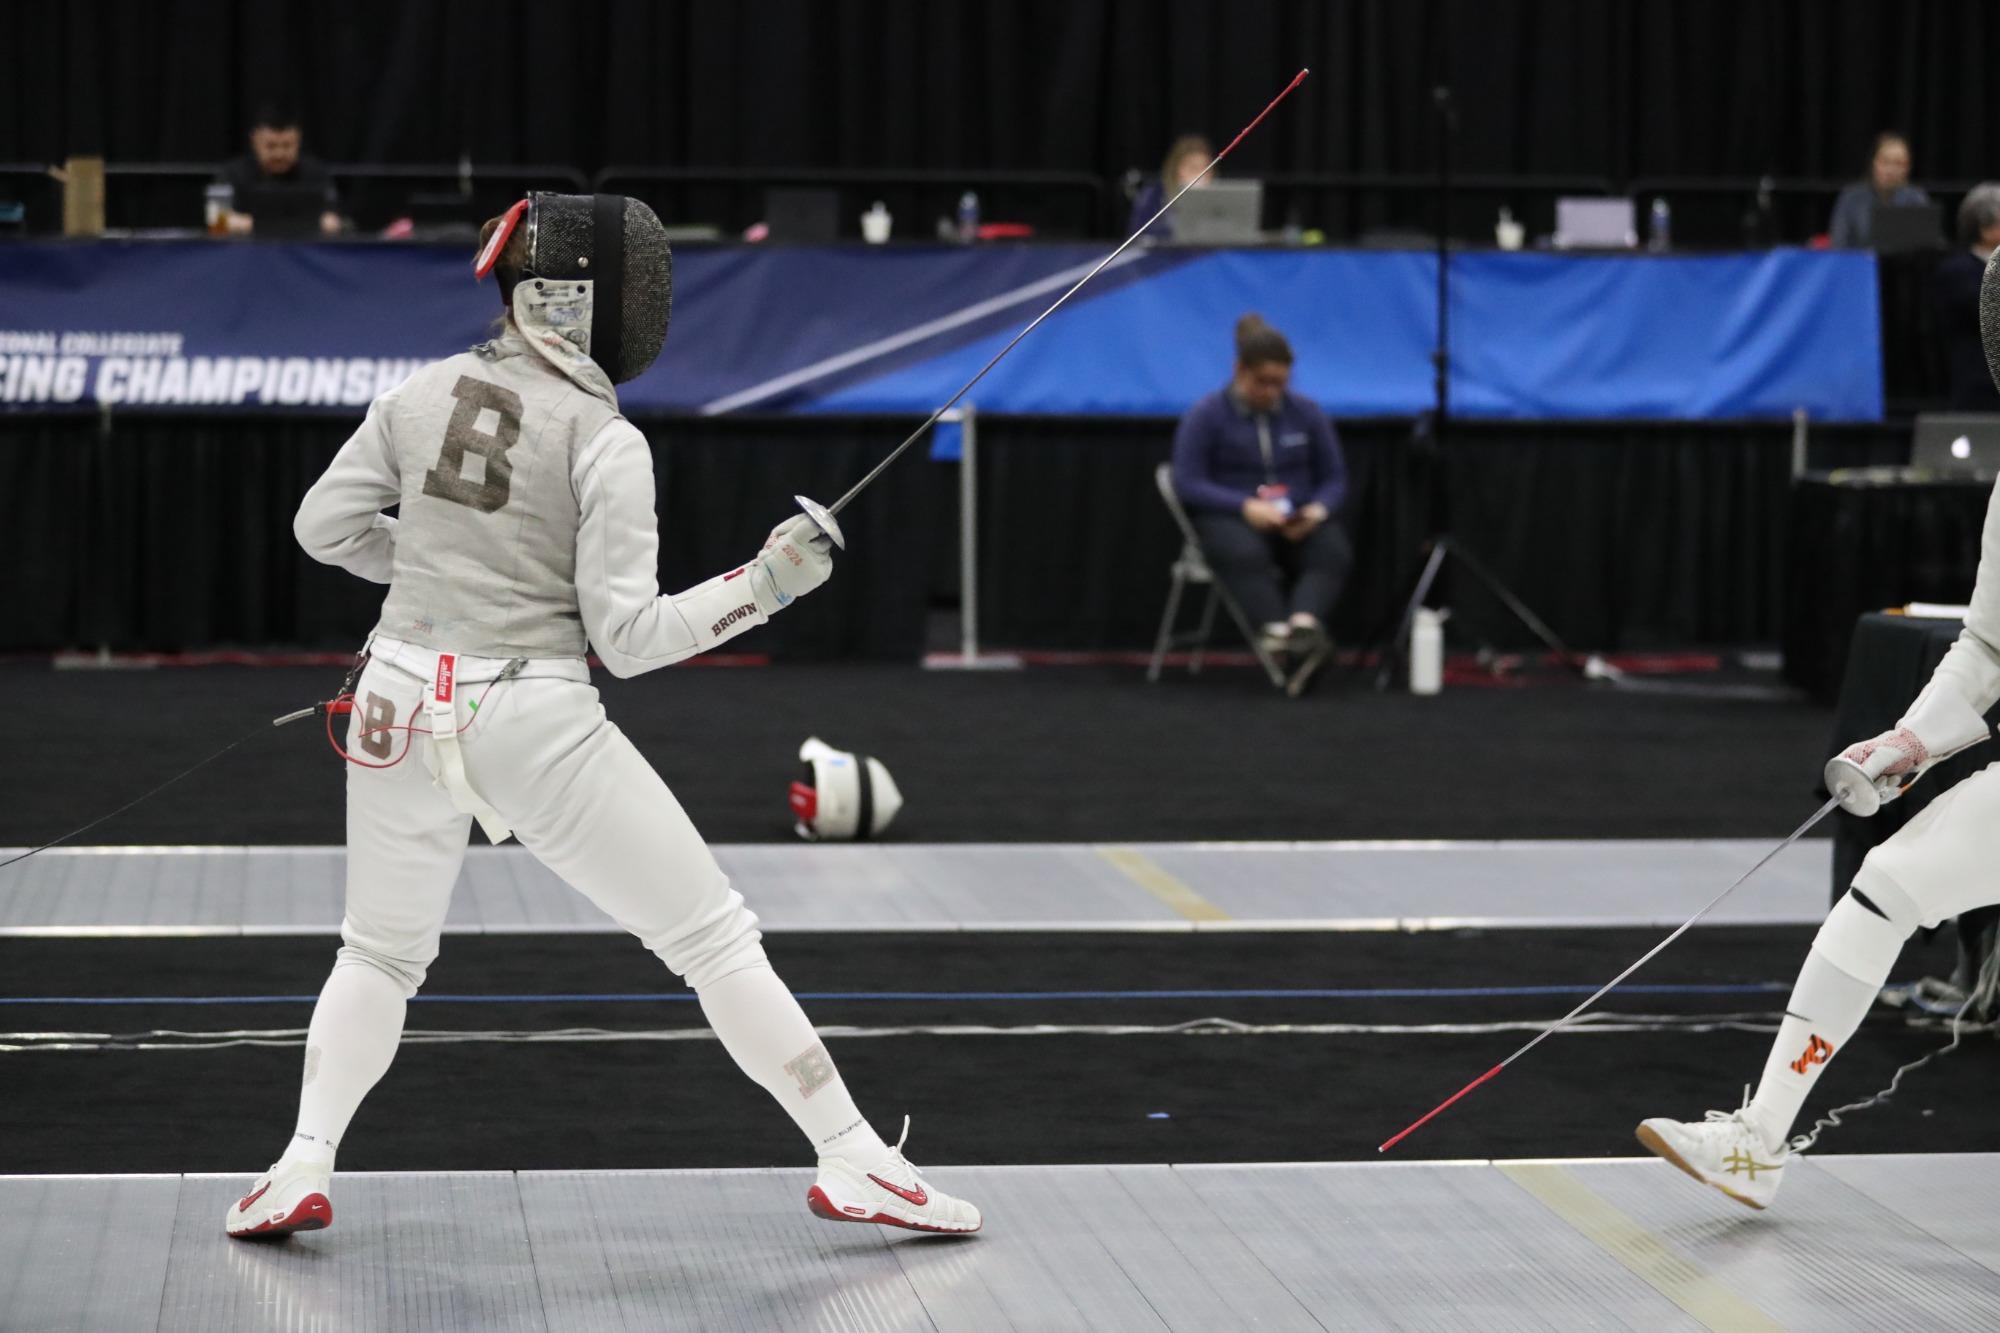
[1234,312,1294,367]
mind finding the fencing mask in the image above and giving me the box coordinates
[1982,247,2000,395]
[475,192,673,385]
[789,737,903,841]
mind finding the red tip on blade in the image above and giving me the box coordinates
[1377,1063,1504,1153]
[1212,68,1314,166]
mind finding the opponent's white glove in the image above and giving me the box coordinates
[1824,680,1992,816]
[1824,728,1929,816]
[748,514,834,614]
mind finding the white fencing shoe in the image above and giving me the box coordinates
[1636,1103,1790,1211]
[224,1159,333,1238]
[807,1118,981,1234]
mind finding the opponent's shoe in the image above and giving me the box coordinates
[808,1118,981,1234]
[1636,1101,1791,1211]
[224,1159,333,1238]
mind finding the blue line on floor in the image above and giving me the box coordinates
[0,983,1789,1005]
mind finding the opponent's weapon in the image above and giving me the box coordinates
[1378,795,1842,1152]
[792,68,1312,549]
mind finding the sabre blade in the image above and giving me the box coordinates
[798,68,1311,533]
[1375,796,1840,1152]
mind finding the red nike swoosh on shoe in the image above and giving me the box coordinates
[237,1182,270,1211]
[866,1174,928,1207]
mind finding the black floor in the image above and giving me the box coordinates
[5,928,1992,1174]
[0,660,1834,846]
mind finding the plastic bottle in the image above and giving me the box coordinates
[956,190,980,243]
[1648,197,1671,252]
[204,182,233,236]
[1410,607,1444,695]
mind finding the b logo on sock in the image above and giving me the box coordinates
[1790,1033,1834,1075]
[785,1043,837,1099]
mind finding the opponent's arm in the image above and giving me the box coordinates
[573,420,832,678]
[1827,479,2000,814]
[294,397,402,582]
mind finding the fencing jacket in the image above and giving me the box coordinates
[295,327,773,677]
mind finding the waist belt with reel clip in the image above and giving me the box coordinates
[423,652,526,844]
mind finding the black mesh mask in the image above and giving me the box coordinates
[522,192,673,384]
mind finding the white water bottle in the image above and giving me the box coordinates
[1410,607,1444,695]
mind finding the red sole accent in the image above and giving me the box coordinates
[229,1193,333,1238]
[806,1184,979,1234]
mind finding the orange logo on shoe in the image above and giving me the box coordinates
[1790,1034,1834,1075]
[866,1174,928,1207]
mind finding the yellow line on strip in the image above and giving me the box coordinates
[1095,847,1231,922]
[1498,1163,1788,1332]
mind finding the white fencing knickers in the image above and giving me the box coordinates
[337,640,765,993]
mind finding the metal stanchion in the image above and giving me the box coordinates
[924,405,1022,670]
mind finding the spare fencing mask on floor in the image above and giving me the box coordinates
[485,192,674,386]
[789,737,903,841]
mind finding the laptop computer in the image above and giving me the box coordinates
[1872,201,1945,254]
[1170,180,1263,245]
[763,188,839,242]
[1911,414,2000,474]
[237,181,327,239]
[1554,197,1636,249]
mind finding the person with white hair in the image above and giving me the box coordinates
[1933,182,2000,409]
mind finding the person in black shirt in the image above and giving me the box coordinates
[217,105,341,238]
[1932,183,2000,410]
[1828,132,1930,248]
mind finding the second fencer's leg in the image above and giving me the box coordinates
[1640,766,2000,1209]
[1739,873,1920,1153]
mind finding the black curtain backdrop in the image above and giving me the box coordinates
[9,2,1998,204]
[0,414,937,659]
[0,412,1907,658]
[975,417,1912,653]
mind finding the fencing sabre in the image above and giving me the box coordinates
[1378,794,1842,1152]
[793,67,1311,549]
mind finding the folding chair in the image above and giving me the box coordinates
[1147,463,1289,689]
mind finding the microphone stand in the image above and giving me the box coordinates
[1374,85,1584,690]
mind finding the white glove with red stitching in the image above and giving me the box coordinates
[1824,728,1929,817]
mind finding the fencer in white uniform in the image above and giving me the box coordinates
[1637,480,2000,1209]
[225,194,979,1238]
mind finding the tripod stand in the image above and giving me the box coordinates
[1373,86,1584,691]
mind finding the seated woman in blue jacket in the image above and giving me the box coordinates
[1170,314,1352,659]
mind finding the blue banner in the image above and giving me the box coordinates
[0,240,1882,421]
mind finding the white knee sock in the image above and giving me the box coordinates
[1745,887,1912,1152]
[698,963,890,1165]
[282,960,408,1167]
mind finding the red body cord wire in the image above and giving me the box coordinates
[322,675,511,770]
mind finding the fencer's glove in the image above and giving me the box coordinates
[1824,679,1993,816]
[1824,728,1929,817]
[748,514,835,614]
